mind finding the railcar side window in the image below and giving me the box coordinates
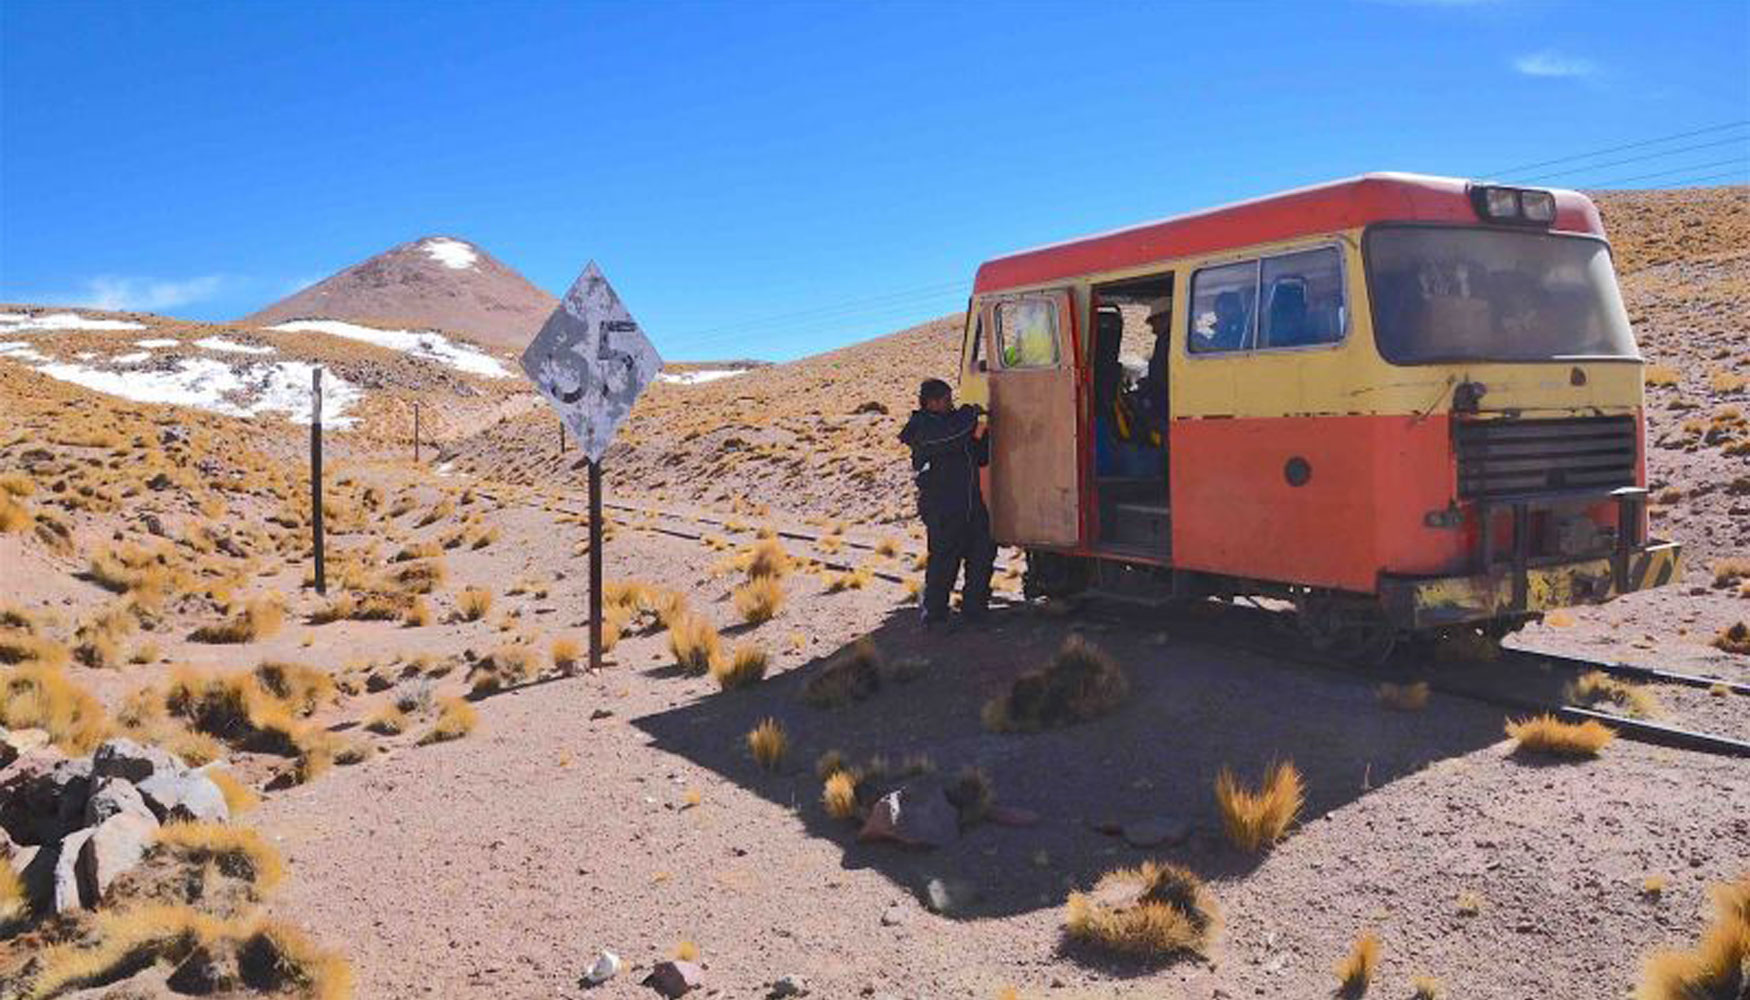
[995,299,1060,368]
[1188,261,1258,354]
[1260,247,1345,349]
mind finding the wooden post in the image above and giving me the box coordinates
[559,420,566,455]
[588,458,603,673]
[413,402,421,464]
[311,368,326,596]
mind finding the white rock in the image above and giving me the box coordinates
[582,949,620,986]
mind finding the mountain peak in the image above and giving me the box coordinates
[243,236,556,351]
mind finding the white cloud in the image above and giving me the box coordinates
[73,275,227,312]
[1515,51,1598,78]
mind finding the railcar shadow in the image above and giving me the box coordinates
[634,600,1507,922]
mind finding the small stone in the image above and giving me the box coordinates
[141,513,167,537]
[641,959,704,997]
[1122,818,1191,849]
[769,974,808,997]
[925,876,978,914]
[581,949,620,987]
[2,727,51,760]
[146,472,173,491]
[880,904,906,927]
[859,780,959,849]
[590,708,615,721]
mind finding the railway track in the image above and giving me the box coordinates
[487,488,1749,758]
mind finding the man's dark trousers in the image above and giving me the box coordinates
[923,503,996,622]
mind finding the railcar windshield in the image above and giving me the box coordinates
[1365,226,1638,364]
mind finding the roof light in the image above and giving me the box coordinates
[1520,189,1557,223]
[1468,183,1558,226]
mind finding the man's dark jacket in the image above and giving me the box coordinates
[899,405,989,522]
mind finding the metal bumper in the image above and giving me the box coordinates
[1380,539,1683,630]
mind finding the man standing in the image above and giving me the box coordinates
[899,378,995,628]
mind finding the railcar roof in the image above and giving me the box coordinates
[972,173,1606,295]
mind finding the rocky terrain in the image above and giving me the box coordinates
[0,185,1744,1000]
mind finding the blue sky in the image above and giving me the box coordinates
[2,1,1745,361]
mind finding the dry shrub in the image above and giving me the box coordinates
[0,493,31,533]
[822,770,859,819]
[1505,714,1614,758]
[469,526,501,550]
[466,646,538,696]
[307,594,356,625]
[1,662,110,753]
[403,596,431,627]
[1645,364,1681,387]
[0,630,69,668]
[552,637,582,673]
[946,765,994,825]
[605,579,652,609]
[667,615,722,675]
[733,576,784,625]
[1,856,26,929]
[1713,622,1750,655]
[164,666,314,759]
[1411,976,1444,999]
[1063,862,1220,957]
[155,821,285,891]
[189,598,283,645]
[815,749,849,780]
[983,635,1129,731]
[1567,670,1660,718]
[388,559,446,595]
[456,587,493,622]
[1336,931,1381,997]
[802,637,884,708]
[419,696,477,744]
[825,566,872,592]
[0,471,34,497]
[1636,874,1750,1000]
[747,717,787,770]
[1713,558,1750,589]
[415,497,454,527]
[253,661,334,715]
[746,537,791,579]
[1214,761,1304,852]
[25,903,224,998]
[1376,681,1430,711]
[711,644,768,691]
[365,703,407,735]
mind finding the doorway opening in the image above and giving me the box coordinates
[1090,273,1173,553]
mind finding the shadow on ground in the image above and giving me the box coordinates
[634,600,1506,923]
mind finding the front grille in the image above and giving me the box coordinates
[1454,415,1638,500]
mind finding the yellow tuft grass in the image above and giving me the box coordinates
[746,717,787,770]
[822,770,860,819]
[801,637,884,708]
[1376,681,1430,711]
[365,703,408,735]
[189,597,283,645]
[1635,873,1750,1000]
[253,660,334,716]
[1214,761,1304,852]
[1,662,110,753]
[0,862,25,929]
[552,636,582,673]
[673,939,699,962]
[204,768,260,814]
[1713,621,1750,655]
[403,595,432,627]
[0,493,31,533]
[1335,931,1380,996]
[733,576,785,625]
[667,615,722,675]
[1505,714,1615,757]
[1411,975,1444,999]
[154,820,285,892]
[419,696,477,744]
[26,903,225,998]
[746,537,791,579]
[1644,363,1681,387]
[711,644,768,691]
[456,587,493,622]
[1063,862,1221,957]
[1567,670,1660,718]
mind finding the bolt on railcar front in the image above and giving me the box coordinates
[957,173,1682,658]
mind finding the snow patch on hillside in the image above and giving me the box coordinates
[266,319,509,378]
[196,336,275,355]
[421,238,478,270]
[1,312,146,332]
[0,342,49,363]
[27,356,359,425]
[136,338,179,348]
[657,369,748,385]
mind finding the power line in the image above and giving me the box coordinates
[1590,164,1750,189]
[1483,119,1749,179]
[1516,136,1749,183]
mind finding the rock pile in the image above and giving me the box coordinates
[1,729,230,914]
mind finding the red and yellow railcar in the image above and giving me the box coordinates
[959,173,1681,658]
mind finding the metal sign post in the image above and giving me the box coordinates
[311,367,326,596]
[520,261,663,674]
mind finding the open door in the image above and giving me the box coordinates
[986,289,1081,547]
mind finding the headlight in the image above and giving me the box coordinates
[1520,189,1557,223]
[1483,187,1520,219]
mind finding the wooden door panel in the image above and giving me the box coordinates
[989,370,1079,546]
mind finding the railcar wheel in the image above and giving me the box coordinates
[1296,594,1399,666]
[1022,550,1092,601]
